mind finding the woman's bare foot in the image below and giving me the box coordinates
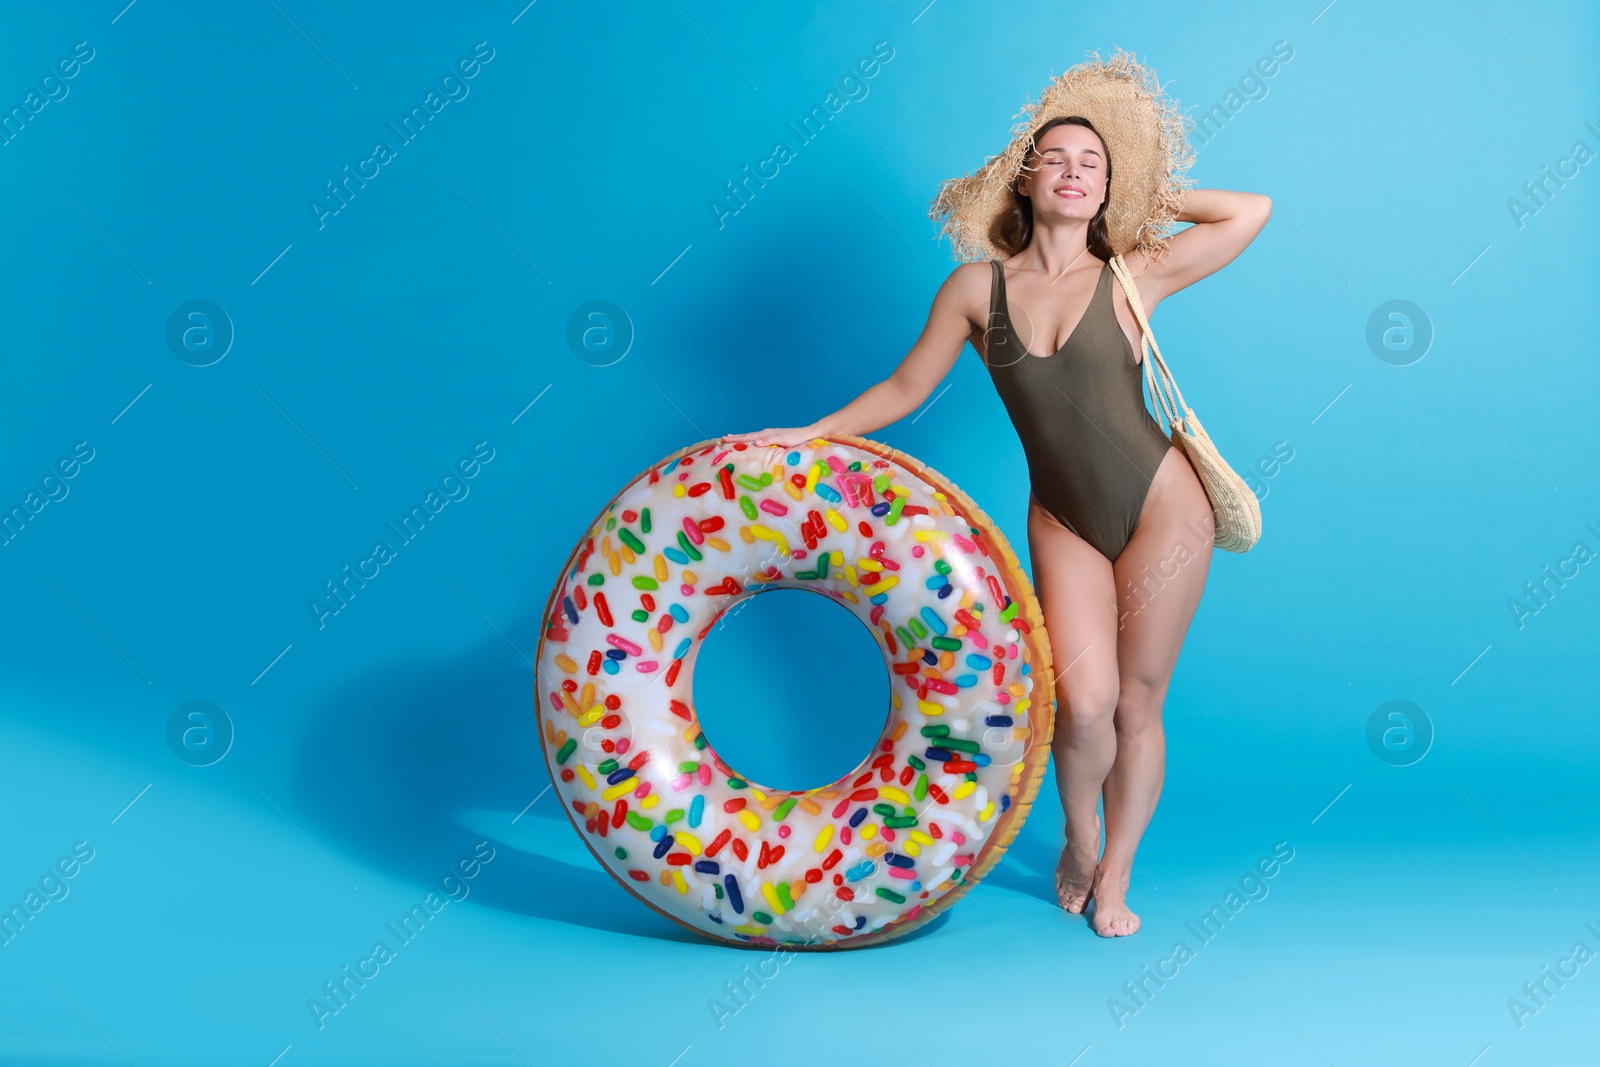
[1054,812,1101,913]
[1087,864,1140,937]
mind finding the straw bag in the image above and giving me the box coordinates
[1108,254,1261,553]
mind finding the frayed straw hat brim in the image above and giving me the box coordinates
[929,48,1195,262]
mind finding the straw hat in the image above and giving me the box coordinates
[929,49,1195,262]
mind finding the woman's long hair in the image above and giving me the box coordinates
[989,115,1115,261]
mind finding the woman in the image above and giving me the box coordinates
[725,52,1269,937]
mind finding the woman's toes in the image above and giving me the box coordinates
[1087,867,1140,937]
[1095,908,1140,937]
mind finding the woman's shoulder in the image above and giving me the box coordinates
[944,258,1001,292]
[938,259,998,323]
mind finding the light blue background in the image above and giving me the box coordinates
[2,1,1597,1064]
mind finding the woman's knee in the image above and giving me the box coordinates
[1058,678,1119,730]
[1114,675,1167,733]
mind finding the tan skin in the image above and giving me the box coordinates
[726,123,1270,937]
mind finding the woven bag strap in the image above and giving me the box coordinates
[1108,253,1183,428]
[1108,254,1190,431]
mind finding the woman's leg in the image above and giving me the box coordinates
[1025,493,1120,914]
[1092,448,1215,936]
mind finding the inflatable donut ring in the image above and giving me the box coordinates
[534,433,1055,950]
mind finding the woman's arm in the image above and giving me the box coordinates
[1127,188,1271,307]
[724,263,981,447]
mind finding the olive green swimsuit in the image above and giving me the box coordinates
[980,258,1173,563]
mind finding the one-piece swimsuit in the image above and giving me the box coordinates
[978,258,1173,563]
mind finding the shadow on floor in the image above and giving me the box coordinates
[287,621,956,950]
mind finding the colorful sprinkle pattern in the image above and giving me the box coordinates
[535,436,1054,948]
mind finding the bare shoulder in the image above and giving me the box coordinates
[885,259,996,398]
[937,259,995,329]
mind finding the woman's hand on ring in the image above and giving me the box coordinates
[721,425,826,448]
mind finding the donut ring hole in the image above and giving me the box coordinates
[691,588,892,794]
